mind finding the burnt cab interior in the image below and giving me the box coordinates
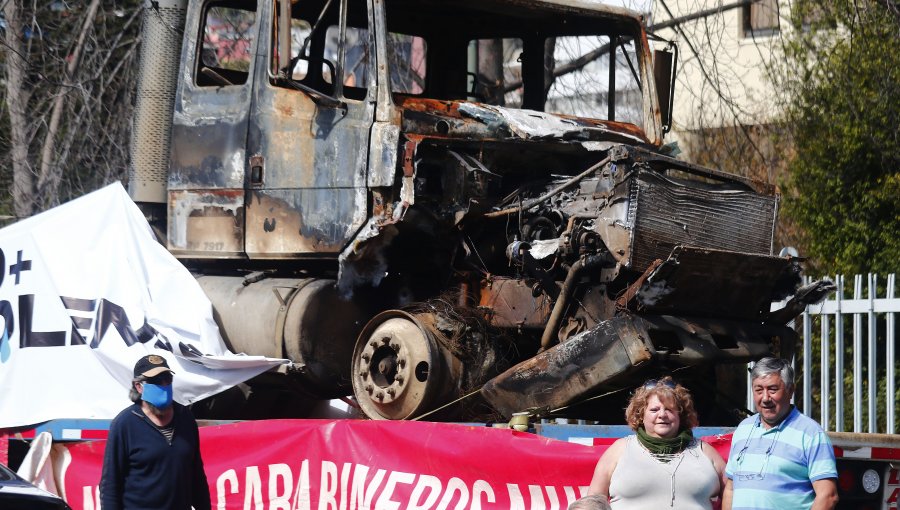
[196,0,648,126]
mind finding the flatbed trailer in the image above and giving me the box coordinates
[4,419,899,509]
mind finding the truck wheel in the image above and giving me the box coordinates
[351,310,458,420]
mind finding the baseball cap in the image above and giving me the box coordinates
[134,354,174,379]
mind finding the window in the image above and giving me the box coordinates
[197,3,257,86]
[468,38,524,107]
[388,33,427,94]
[324,25,369,96]
[545,35,643,126]
[743,0,779,37]
[272,0,370,101]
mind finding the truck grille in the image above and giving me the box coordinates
[626,170,778,270]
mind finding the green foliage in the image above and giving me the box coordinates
[777,0,900,275]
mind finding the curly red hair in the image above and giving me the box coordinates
[624,376,698,431]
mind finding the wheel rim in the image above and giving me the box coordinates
[352,311,442,420]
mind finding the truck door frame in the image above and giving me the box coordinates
[167,0,262,258]
[242,0,376,259]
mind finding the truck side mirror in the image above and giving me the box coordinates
[653,47,677,133]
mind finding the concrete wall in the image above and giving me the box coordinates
[649,0,793,135]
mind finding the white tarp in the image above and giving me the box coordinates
[0,183,288,428]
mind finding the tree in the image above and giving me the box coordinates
[0,0,143,220]
[775,0,900,275]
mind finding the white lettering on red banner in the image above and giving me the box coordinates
[61,419,604,509]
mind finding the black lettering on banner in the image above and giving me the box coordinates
[62,297,97,346]
[72,317,92,330]
[91,299,159,348]
[15,294,168,350]
[61,296,95,312]
[155,337,173,352]
[18,294,66,347]
[0,247,5,288]
[179,342,204,358]
[70,323,87,345]
[0,300,14,340]
[9,250,32,285]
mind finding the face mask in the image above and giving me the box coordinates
[142,382,174,409]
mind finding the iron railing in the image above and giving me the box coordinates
[756,274,899,433]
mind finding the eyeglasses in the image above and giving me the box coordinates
[642,379,677,390]
[734,424,780,481]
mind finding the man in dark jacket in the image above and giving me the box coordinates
[100,354,211,510]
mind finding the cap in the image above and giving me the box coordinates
[134,354,174,379]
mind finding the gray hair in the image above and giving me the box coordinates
[750,357,794,388]
[128,376,147,403]
[568,496,612,510]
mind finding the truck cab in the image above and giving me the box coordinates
[162,0,664,261]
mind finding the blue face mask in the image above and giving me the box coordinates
[142,382,174,409]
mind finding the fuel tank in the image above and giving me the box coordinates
[197,276,371,398]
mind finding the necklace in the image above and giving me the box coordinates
[638,436,689,507]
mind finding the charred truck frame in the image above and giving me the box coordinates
[130,0,828,421]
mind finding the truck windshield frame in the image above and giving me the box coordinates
[382,0,652,131]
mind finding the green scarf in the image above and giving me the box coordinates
[636,426,694,458]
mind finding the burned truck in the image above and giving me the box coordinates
[129,0,826,421]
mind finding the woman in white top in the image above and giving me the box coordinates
[587,377,726,509]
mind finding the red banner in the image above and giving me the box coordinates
[60,419,733,510]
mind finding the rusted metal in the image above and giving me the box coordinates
[482,311,797,417]
[628,145,776,195]
[484,155,612,218]
[244,190,356,256]
[622,246,791,320]
[616,258,663,312]
[167,189,244,256]
[402,139,417,177]
[482,315,655,417]
[638,314,795,364]
[478,277,552,329]
[539,254,607,351]
[624,169,778,271]
[399,98,652,145]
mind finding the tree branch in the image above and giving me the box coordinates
[36,0,102,209]
[3,0,36,217]
[502,0,758,94]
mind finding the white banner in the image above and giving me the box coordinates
[0,183,288,428]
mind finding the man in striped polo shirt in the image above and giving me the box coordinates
[722,357,839,510]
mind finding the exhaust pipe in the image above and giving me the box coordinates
[129,0,187,205]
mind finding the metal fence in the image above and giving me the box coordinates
[759,274,899,433]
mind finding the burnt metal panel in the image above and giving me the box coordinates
[244,189,362,256]
[481,311,797,417]
[639,314,795,364]
[368,122,400,187]
[481,315,654,417]
[167,0,258,258]
[168,189,244,256]
[398,98,651,144]
[242,0,373,258]
[622,246,790,320]
[627,169,778,270]
[477,277,551,329]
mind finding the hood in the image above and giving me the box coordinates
[397,97,650,146]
